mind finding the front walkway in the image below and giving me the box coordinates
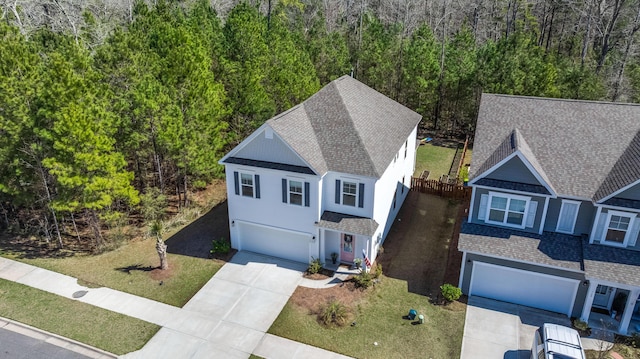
[0,252,352,359]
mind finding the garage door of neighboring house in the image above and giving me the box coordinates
[469,262,579,316]
[237,222,310,264]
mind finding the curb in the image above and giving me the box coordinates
[0,316,118,359]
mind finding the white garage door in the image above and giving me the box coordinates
[237,223,310,264]
[470,262,579,315]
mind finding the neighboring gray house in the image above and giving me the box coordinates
[459,94,640,334]
[219,76,420,268]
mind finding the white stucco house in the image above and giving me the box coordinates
[219,76,421,267]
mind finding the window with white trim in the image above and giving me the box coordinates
[556,200,581,234]
[335,179,364,208]
[240,173,255,197]
[282,178,310,207]
[234,171,259,198]
[342,181,357,206]
[479,192,536,229]
[289,180,303,206]
[603,211,635,245]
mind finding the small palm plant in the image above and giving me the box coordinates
[150,220,168,270]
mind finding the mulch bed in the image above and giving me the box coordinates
[290,281,362,314]
[303,267,335,280]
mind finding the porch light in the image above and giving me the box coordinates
[582,280,589,287]
[232,220,235,227]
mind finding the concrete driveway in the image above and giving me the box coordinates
[124,251,307,359]
[461,296,571,359]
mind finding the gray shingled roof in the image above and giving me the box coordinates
[582,239,640,287]
[459,223,640,286]
[267,76,422,178]
[458,223,584,271]
[317,211,379,237]
[472,94,640,201]
[474,178,550,195]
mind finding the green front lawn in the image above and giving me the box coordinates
[0,279,159,355]
[3,239,223,307]
[269,278,465,358]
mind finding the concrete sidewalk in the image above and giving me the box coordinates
[0,253,352,359]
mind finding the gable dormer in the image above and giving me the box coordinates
[471,129,556,197]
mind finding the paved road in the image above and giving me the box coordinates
[0,326,90,359]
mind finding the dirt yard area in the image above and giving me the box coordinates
[378,191,461,298]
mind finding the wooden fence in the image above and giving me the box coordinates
[410,177,472,200]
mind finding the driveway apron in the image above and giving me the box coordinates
[461,296,571,359]
[123,251,308,358]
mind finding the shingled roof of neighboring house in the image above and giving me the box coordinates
[265,76,422,178]
[458,223,584,272]
[459,223,640,285]
[471,94,640,201]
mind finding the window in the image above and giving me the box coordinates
[402,176,405,193]
[480,192,535,229]
[604,211,633,244]
[335,179,364,208]
[233,171,260,198]
[282,179,310,207]
[556,200,580,234]
[289,180,303,205]
[488,196,526,226]
[343,181,357,206]
[392,191,397,209]
[404,140,408,158]
[240,173,254,197]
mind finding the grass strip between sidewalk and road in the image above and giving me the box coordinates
[0,278,160,355]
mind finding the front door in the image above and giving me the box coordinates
[593,285,614,309]
[341,234,355,263]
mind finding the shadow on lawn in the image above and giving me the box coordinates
[164,200,230,259]
[115,264,156,274]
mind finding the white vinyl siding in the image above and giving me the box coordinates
[480,192,535,229]
[556,200,581,234]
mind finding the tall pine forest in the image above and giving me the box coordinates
[2,0,640,250]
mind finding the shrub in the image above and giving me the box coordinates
[440,283,462,302]
[308,257,323,274]
[320,300,349,327]
[573,319,589,331]
[210,238,231,255]
[353,271,373,289]
[373,264,383,279]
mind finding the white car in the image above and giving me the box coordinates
[531,323,586,359]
